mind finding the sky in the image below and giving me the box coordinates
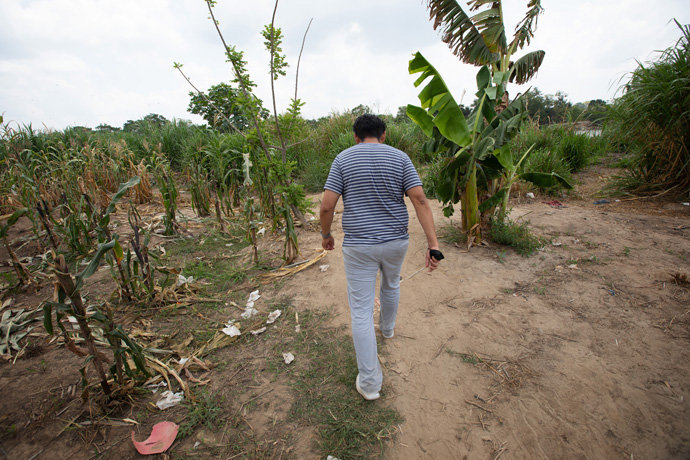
[0,0,688,131]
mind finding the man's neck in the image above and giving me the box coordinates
[361,137,382,144]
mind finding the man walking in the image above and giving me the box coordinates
[320,114,443,400]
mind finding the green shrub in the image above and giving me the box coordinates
[489,217,546,256]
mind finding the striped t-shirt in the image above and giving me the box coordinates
[324,142,422,246]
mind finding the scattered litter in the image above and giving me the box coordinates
[544,200,567,208]
[257,227,266,236]
[327,456,341,460]
[250,327,267,336]
[526,192,535,199]
[132,421,179,455]
[222,323,241,337]
[682,203,689,206]
[177,357,189,366]
[295,312,301,333]
[283,352,295,364]
[177,274,195,287]
[247,290,260,303]
[193,441,201,449]
[614,199,620,202]
[156,391,184,410]
[609,289,616,296]
[568,264,579,269]
[551,242,562,246]
[319,264,330,272]
[241,290,261,318]
[267,310,282,324]
[225,243,233,247]
[593,199,610,205]
[241,307,257,319]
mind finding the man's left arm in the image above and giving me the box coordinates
[319,189,341,250]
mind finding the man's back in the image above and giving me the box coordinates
[324,143,421,246]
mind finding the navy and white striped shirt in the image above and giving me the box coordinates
[324,143,422,246]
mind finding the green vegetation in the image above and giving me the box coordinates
[606,20,690,197]
[489,216,547,256]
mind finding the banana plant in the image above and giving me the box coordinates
[407,52,571,235]
[408,0,556,240]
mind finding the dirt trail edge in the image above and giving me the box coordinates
[281,193,690,460]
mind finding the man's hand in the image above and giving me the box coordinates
[322,235,335,251]
[426,248,442,272]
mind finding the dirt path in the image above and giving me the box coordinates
[280,186,690,459]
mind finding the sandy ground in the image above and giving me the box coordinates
[278,172,690,459]
[1,164,689,459]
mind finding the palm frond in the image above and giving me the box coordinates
[509,50,545,84]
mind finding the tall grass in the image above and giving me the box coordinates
[606,20,690,196]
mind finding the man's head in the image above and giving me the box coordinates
[353,114,386,143]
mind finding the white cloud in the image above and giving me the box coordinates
[0,0,688,129]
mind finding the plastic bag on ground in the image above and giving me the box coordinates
[132,421,179,454]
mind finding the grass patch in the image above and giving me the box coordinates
[438,220,466,245]
[269,306,403,459]
[178,389,224,438]
[489,217,546,256]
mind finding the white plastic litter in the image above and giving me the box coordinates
[526,192,535,199]
[222,324,241,337]
[258,227,266,235]
[552,242,562,246]
[319,264,329,272]
[250,327,267,336]
[682,203,689,206]
[241,307,258,319]
[241,290,261,318]
[327,456,341,460]
[283,352,295,364]
[247,290,260,303]
[177,275,195,287]
[178,357,189,365]
[568,264,579,269]
[156,390,184,410]
[267,310,282,324]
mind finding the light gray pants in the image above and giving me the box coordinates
[342,238,409,394]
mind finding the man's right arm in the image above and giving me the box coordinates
[406,185,441,271]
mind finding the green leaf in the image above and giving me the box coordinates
[76,240,117,288]
[43,303,54,335]
[103,177,140,219]
[409,52,471,147]
[406,105,435,137]
[519,172,574,189]
[479,189,507,213]
[494,143,513,170]
[113,240,124,265]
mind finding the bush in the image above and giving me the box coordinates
[606,20,690,196]
[489,217,546,256]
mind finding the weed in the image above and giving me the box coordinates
[496,250,507,264]
[534,286,546,295]
[624,246,631,256]
[439,220,466,245]
[178,389,223,439]
[489,217,546,256]
[447,350,481,364]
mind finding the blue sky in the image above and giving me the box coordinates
[1,0,688,130]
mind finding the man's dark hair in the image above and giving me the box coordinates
[353,114,386,140]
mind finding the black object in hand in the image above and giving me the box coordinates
[429,249,445,261]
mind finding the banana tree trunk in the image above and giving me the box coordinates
[463,166,480,243]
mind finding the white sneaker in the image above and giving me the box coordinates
[381,330,394,339]
[355,374,380,401]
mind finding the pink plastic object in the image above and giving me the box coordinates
[131,421,179,455]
